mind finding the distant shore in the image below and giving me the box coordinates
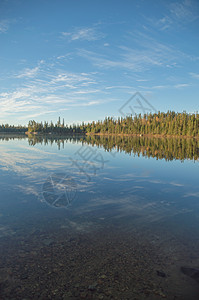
[0,131,198,139]
[25,132,85,136]
[86,132,199,139]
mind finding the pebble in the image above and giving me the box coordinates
[156,270,166,278]
[88,283,97,291]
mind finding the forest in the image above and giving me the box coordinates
[0,111,199,137]
[27,117,84,134]
[0,124,27,133]
[84,111,199,137]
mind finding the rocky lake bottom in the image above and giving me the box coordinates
[0,214,199,300]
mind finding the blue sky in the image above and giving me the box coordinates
[0,0,199,125]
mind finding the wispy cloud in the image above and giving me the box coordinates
[16,66,40,78]
[62,26,104,41]
[137,82,191,91]
[146,0,199,32]
[57,53,72,60]
[151,85,169,90]
[170,181,184,187]
[0,19,10,33]
[174,83,190,88]
[156,16,173,31]
[136,79,149,82]
[77,24,199,82]
[19,110,64,120]
[190,72,199,79]
[0,18,17,34]
[170,0,198,21]
[183,192,199,198]
[0,59,104,121]
[105,85,132,90]
[78,37,178,72]
[1,4,198,124]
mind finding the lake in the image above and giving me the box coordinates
[0,134,199,299]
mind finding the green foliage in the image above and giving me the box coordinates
[0,111,198,137]
[0,124,27,133]
[84,111,199,137]
[27,117,86,134]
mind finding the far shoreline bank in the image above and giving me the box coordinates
[0,131,198,140]
[86,132,199,139]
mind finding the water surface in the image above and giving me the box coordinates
[0,135,199,299]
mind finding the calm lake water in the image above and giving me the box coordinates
[0,134,199,299]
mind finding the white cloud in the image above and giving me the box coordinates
[146,0,199,32]
[170,182,184,187]
[152,85,169,89]
[136,79,149,82]
[71,100,100,107]
[74,89,99,94]
[174,83,190,88]
[190,72,199,79]
[156,16,173,31]
[170,0,195,20]
[16,66,40,78]
[57,53,72,60]
[0,18,18,34]
[78,38,177,72]
[0,20,9,33]
[183,192,199,198]
[62,26,104,41]
[0,59,103,121]
[61,32,71,37]
[20,110,63,119]
[78,26,198,78]
[105,85,132,90]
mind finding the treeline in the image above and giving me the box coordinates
[0,124,27,133]
[27,111,199,137]
[85,111,199,137]
[1,111,199,137]
[28,117,85,134]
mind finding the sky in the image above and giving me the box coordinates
[0,0,199,126]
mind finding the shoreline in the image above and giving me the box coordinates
[86,132,199,139]
[0,131,198,139]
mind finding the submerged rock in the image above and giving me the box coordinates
[88,282,97,291]
[42,238,54,246]
[156,270,166,278]
[181,267,199,283]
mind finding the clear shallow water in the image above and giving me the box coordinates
[0,135,199,299]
